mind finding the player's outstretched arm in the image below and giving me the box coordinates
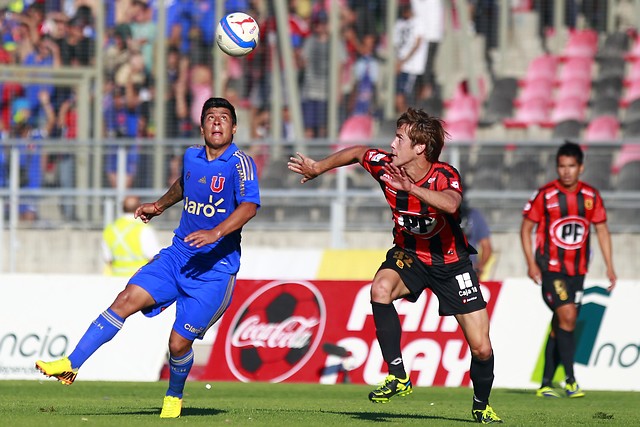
[135,176,185,223]
[288,146,369,184]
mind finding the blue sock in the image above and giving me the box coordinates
[167,349,194,398]
[68,308,124,369]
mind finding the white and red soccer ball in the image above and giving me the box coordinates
[215,12,260,57]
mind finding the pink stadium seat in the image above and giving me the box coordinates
[557,57,593,84]
[522,54,558,83]
[624,59,640,85]
[503,97,549,128]
[621,80,640,107]
[612,143,640,173]
[584,115,620,142]
[334,114,374,152]
[624,35,640,61]
[444,94,480,123]
[514,78,554,106]
[445,119,477,142]
[555,78,592,104]
[560,29,599,59]
[547,97,587,125]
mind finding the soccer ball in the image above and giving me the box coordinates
[215,12,260,57]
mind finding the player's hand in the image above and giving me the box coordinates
[288,152,318,184]
[606,268,617,292]
[527,264,542,285]
[135,202,162,223]
[381,163,412,192]
[184,229,222,248]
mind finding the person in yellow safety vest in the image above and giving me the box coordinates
[102,195,161,276]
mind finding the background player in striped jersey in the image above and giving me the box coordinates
[288,108,502,424]
[521,141,616,399]
[36,97,261,418]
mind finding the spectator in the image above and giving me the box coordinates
[415,0,444,99]
[102,195,162,276]
[349,33,381,117]
[393,2,428,113]
[459,199,494,281]
[300,9,346,138]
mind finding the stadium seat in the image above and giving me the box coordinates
[624,35,640,61]
[444,94,480,123]
[615,160,640,190]
[446,119,477,142]
[584,115,620,142]
[623,118,640,137]
[595,57,627,81]
[581,156,613,190]
[621,80,640,107]
[592,76,624,101]
[522,54,558,83]
[624,59,640,85]
[480,94,515,126]
[416,95,444,118]
[547,97,587,124]
[503,97,549,128]
[560,29,599,60]
[590,96,620,120]
[612,143,640,173]
[555,78,592,105]
[338,114,374,143]
[552,119,583,139]
[596,31,631,60]
[514,78,554,107]
[557,58,593,85]
[623,99,640,125]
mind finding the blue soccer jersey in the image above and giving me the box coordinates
[172,143,260,274]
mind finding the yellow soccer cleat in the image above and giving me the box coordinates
[536,386,561,398]
[565,382,585,398]
[35,357,78,385]
[160,396,183,418]
[368,374,413,403]
[472,404,504,424]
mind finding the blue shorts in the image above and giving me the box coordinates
[129,244,237,341]
[302,99,327,130]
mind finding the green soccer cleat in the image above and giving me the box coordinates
[35,357,78,385]
[536,386,561,398]
[565,382,585,398]
[472,404,504,424]
[160,396,182,418]
[368,374,413,403]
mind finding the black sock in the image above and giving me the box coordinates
[541,334,557,387]
[371,301,405,378]
[556,328,576,383]
[471,353,495,409]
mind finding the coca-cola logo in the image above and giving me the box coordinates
[225,280,326,382]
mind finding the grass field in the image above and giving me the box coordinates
[1,380,638,426]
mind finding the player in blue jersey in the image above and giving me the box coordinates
[35,97,260,419]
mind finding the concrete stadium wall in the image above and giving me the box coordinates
[2,230,638,280]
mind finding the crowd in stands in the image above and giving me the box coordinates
[1,0,637,222]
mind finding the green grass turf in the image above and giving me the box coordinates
[1,380,638,426]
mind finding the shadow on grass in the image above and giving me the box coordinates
[65,407,227,417]
[324,410,475,424]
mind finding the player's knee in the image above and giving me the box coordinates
[470,342,493,360]
[168,337,193,357]
[370,281,394,304]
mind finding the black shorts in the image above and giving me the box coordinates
[378,246,487,316]
[540,271,585,310]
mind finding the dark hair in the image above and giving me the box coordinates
[557,140,584,165]
[396,108,448,163]
[200,97,237,126]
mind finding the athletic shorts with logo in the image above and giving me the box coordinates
[129,244,237,341]
[379,246,487,315]
[540,271,585,310]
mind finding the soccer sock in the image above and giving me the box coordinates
[167,349,194,398]
[68,308,124,369]
[470,352,495,409]
[371,301,406,378]
[541,334,558,387]
[556,328,576,383]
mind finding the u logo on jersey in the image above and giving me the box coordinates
[550,215,589,250]
[211,176,226,193]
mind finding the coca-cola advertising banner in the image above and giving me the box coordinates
[201,279,502,386]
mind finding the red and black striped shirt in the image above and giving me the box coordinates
[523,180,607,276]
[362,148,474,266]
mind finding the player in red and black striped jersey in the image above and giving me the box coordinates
[521,141,616,399]
[289,108,502,424]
